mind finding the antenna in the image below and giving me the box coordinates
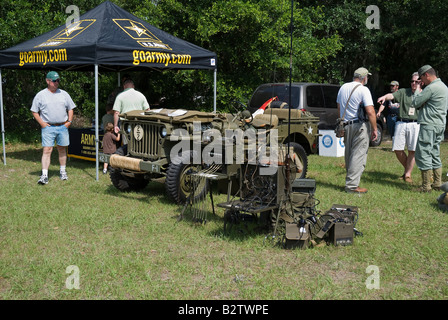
[287,0,293,151]
[285,0,294,193]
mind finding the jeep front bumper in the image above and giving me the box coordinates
[99,152,166,174]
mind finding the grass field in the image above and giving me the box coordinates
[0,140,447,300]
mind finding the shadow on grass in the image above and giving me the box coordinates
[153,185,276,242]
[3,145,42,163]
[102,179,225,212]
[363,169,418,190]
[4,145,98,177]
[313,167,418,192]
[28,168,74,180]
[429,197,448,215]
[175,204,223,224]
[3,146,108,185]
[205,209,275,242]
[103,180,167,202]
[174,209,274,244]
[373,146,395,153]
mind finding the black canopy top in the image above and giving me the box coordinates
[0,1,217,72]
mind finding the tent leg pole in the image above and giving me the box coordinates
[95,64,99,181]
[0,69,6,165]
[213,68,217,113]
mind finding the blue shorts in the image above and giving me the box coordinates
[41,125,70,147]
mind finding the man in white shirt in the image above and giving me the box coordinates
[336,67,377,193]
[31,71,76,185]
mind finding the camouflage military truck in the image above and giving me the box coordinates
[99,106,319,203]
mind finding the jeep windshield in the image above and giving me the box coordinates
[249,84,301,111]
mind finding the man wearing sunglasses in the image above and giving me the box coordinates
[412,65,448,192]
[377,72,421,183]
[31,71,76,185]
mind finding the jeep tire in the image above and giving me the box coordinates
[165,151,209,204]
[288,142,308,179]
[109,146,149,192]
[369,124,383,147]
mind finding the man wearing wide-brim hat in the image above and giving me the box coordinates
[412,65,448,192]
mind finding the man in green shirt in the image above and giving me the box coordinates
[412,65,448,192]
[377,72,420,183]
[113,78,150,134]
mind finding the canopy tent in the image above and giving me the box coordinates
[0,1,217,180]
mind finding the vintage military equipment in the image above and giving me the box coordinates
[219,155,296,232]
[291,178,316,193]
[215,138,321,250]
[316,204,359,246]
[100,104,319,203]
[218,162,361,249]
[280,177,320,249]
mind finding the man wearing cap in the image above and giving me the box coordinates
[31,71,76,185]
[377,72,421,183]
[336,67,378,193]
[377,80,400,138]
[412,65,448,192]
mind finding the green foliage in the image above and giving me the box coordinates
[1,70,43,136]
[2,0,448,141]
[304,0,448,91]
[136,0,341,105]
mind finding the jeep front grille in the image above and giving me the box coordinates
[129,123,161,158]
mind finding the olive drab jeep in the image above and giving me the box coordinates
[99,105,320,203]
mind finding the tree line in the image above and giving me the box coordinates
[1,0,447,140]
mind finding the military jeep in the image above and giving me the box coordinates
[100,106,319,203]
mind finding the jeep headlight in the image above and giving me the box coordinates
[124,123,132,134]
[160,127,167,138]
[203,134,213,143]
[203,128,219,143]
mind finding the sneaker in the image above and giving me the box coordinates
[60,171,68,180]
[38,175,48,185]
[103,169,107,174]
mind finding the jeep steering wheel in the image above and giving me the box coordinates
[231,100,251,123]
[240,109,254,124]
